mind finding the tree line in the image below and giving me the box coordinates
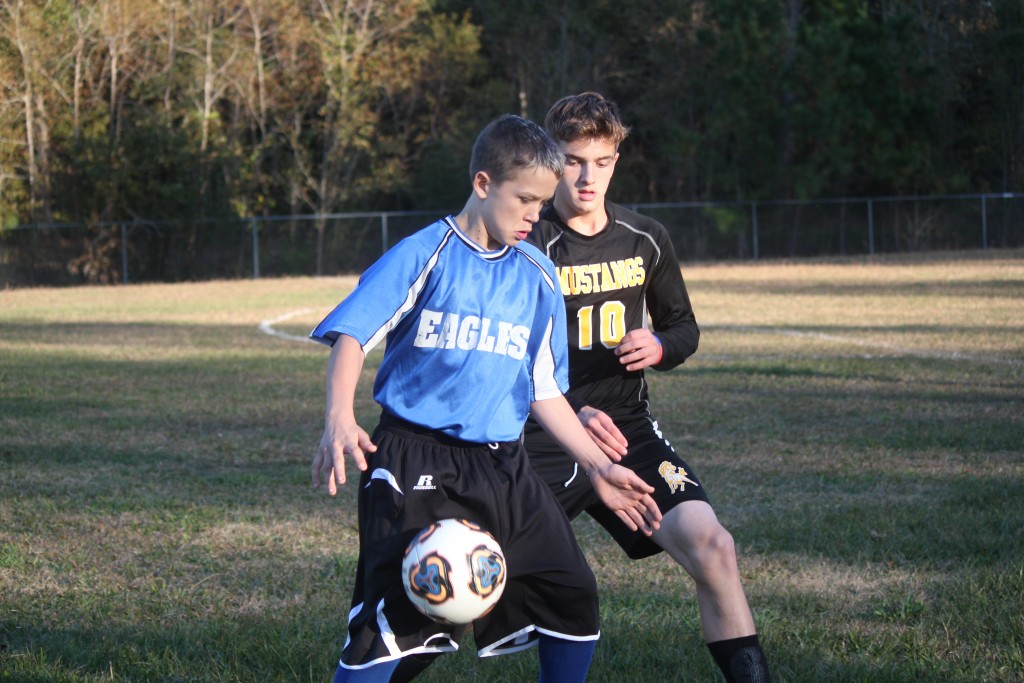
[2,0,1022,230]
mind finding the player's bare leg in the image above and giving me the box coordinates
[653,499,771,682]
[653,500,753,639]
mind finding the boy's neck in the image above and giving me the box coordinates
[555,198,609,237]
[454,207,502,251]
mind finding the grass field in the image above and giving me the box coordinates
[1,250,1022,682]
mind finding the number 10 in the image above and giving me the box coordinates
[577,301,627,349]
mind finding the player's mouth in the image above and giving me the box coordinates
[578,189,597,202]
[514,230,530,241]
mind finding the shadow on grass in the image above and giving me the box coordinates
[1,612,336,683]
[658,357,1023,455]
[693,278,1024,299]
[733,471,1024,568]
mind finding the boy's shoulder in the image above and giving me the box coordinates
[513,239,560,284]
[405,216,455,245]
[529,202,671,248]
[514,236,552,264]
[377,216,465,265]
[607,202,669,237]
[528,206,568,250]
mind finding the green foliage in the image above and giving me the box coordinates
[1,0,1023,230]
[52,112,217,223]
[787,6,940,197]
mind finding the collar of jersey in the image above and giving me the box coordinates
[542,204,614,242]
[444,215,511,260]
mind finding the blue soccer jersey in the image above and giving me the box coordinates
[310,216,570,443]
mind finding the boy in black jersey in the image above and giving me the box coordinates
[522,92,772,683]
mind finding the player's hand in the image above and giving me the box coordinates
[312,418,377,495]
[577,406,628,461]
[614,329,663,371]
[588,463,662,535]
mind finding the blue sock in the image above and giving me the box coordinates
[537,634,596,683]
[332,659,399,683]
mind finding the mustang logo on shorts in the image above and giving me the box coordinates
[468,545,506,598]
[408,553,454,605]
[659,461,698,494]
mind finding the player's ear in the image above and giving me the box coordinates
[472,171,491,199]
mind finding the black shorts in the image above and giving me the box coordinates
[527,418,711,560]
[339,413,600,670]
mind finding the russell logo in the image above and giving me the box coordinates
[414,475,436,491]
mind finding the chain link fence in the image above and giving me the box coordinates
[628,193,1023,262]
[2,193,1021,288]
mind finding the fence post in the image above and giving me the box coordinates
[251,216,260,278]
[981,195,988,250]
[120,223,129,285]
[751,202,759,259]
[381,213,389,256]
[867,198,875,255]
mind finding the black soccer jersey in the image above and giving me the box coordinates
[526,202,699,426]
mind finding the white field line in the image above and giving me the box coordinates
[258,308,318,343]
[704,324,1024,367]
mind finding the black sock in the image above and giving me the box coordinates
[708,634,771,683]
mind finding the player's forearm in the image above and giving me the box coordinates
[323,334,365,424]
[649,261,700,369]
[529,396,611,474]
[653,320,699,370]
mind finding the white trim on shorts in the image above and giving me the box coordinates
[476,624,601,658]
[338,598,460,670]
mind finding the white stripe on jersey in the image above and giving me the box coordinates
[614,218,663,267]
[364,229,453,353]
[513,246,558,293]
[531,318,561,401]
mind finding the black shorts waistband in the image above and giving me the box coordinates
[377,411,520,450]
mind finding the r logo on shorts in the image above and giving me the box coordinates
[414,475,436,491]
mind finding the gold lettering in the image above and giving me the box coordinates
[556,259,647,295]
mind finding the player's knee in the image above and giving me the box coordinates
[658,504,741,579]
[690,523,738,577]
[708,525,738,564]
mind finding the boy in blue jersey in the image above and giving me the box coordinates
[524,93,772,683]
[310,114,662,683]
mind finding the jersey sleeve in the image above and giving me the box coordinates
[647,226,700,370]
[520,243,571,402]
[531,293,570,401]
[309,227,442,351]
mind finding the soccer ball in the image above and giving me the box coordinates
[402,518,507,625]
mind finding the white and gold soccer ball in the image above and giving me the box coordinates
[402,518,507,625]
